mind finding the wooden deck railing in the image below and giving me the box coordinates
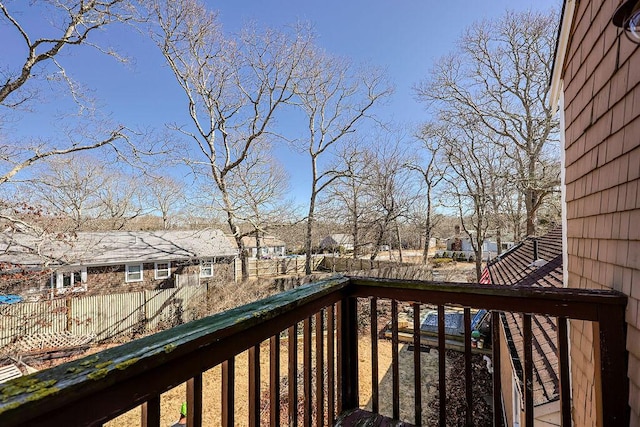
[0,276,629,426]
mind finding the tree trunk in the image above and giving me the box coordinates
[395,220,403,263]
[475,253,483,282]
[233,233,248,280]
[422,190,432,265]
[304,195,316,275]
[525,188,537,236]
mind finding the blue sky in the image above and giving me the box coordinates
[2,0,561,209]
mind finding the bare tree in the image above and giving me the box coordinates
[325,140,373,259]
[144,175,186,230]
[27,155,147,231]
[150,0,311,279]
[93,170,146,230]
[0,0,138,109]
[440,121,509,281]
[294,47,392,274]
[0,0,141,273]
[415,9,560,236]
[29,155,109,230]
[365,137,415,262]
[407,123,446,264]
[224,144,292,256]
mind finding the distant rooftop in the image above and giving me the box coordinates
[0,229,238,268]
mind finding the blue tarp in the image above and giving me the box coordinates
[0,295,23,304]
[421,309,488,335]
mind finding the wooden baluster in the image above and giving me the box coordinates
[327,304,336,422]
[249,345,260,427]
[464,308,472,427]
[556,317,571,426]
[141,395,160,427]
[315,310,324,427]
[187,374,202,427]
[288,324,298,427]
[222,358,235,427]
[371,297,379,414]
[492,311,503,427]
[438,305,446,427]
[270,334,281,427]
[392,299,400,420]
[304,317,312,427]
[336,300,343,415]
[523,314,533,427]
[339,297,358,412]
[597,305,630,426]
[413,303,422,426]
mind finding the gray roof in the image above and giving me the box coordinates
[322,234,353,246]
[241,235,286,248]
[0,229,237,268]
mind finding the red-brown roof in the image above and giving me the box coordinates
[486,226,563,407]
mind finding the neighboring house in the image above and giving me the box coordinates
[0,229,238,298]
[550,0,640,424]
[320,234,354,251]
[443,235,514,261]
[240,235,286,258]
[486,227,563,427]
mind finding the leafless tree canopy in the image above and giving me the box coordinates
[294,45,393,273]
[150,0,314,278]
[415,9,560,237]
[0,0,138,109]
[0,1,142,244]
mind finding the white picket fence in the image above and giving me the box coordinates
[0,286,207,347]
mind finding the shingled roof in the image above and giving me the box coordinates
[485,226,563,407]
[1,229,238,268]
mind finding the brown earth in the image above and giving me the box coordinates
[103,335,446,427]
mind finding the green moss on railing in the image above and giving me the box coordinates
[87,369,109,381]
[0,275,350,424]
[94,361,112,370]
[115,358,139,370]
[1,377,58,401]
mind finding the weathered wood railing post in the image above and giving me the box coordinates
[597,304,629,426]
[339,294,358,412]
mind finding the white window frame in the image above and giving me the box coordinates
[200,258,213,277]
[51,267,87,293]
[154,262,171,279]
[125,263,144,283]
[513,382,522,427]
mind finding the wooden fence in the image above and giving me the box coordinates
[234,255,324,278]
[0,286,207,347]
[320,256,422,273]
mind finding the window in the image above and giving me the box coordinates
[513,382,522,427]
[200,258,213,277]
[51,268,87,292]
[126,264,143,282]
[154,262,171,279]
[62,271,82,288]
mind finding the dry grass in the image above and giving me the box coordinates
[104,336,446,427]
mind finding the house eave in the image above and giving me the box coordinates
[550,0,577,112]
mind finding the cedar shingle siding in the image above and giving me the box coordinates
[561,0,640,425]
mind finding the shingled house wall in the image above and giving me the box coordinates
[560,1,640,425]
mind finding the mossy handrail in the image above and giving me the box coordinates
[0,275,629,426]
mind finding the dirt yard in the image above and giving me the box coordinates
[102,331,450,426]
